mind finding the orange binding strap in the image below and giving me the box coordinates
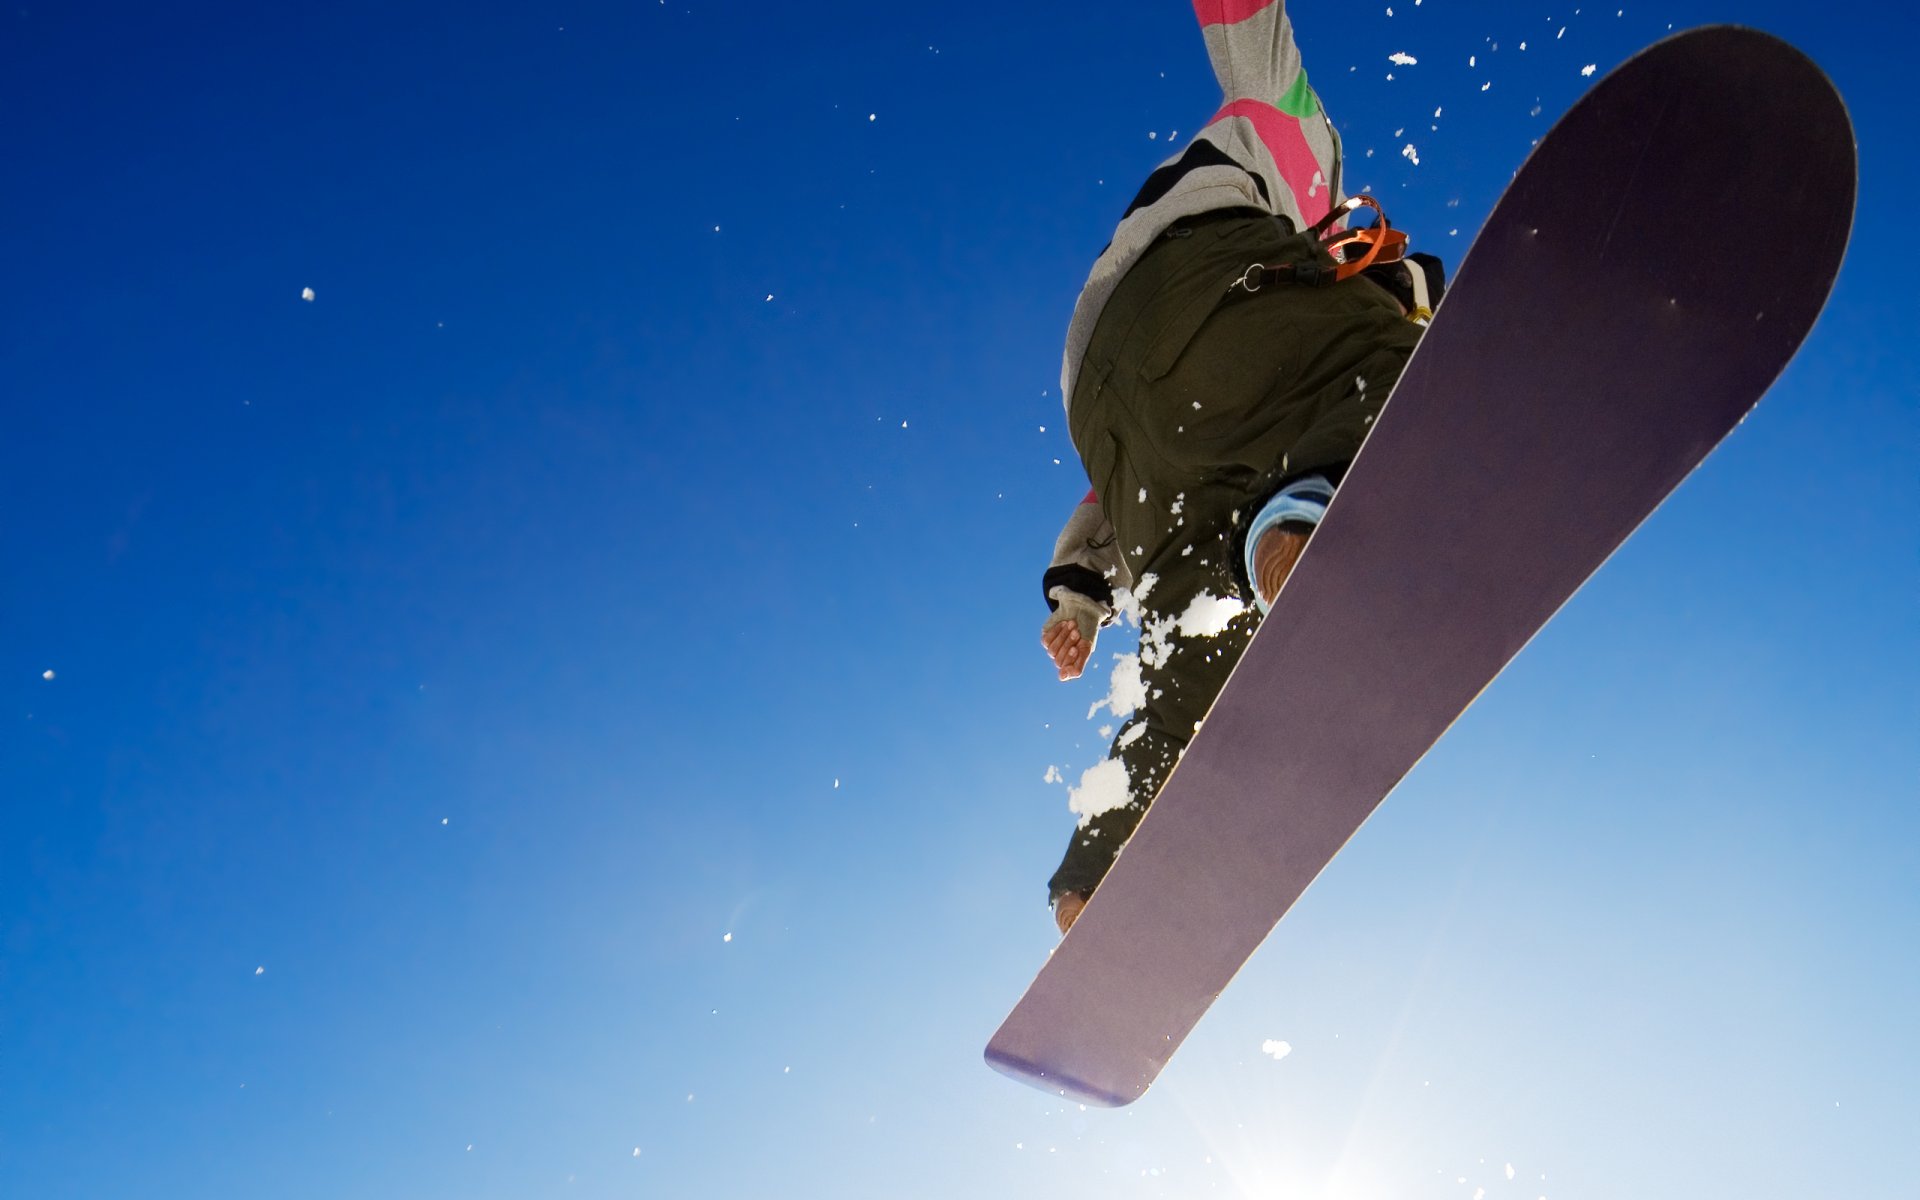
[1308,195,1410,281]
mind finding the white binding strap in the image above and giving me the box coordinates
[1407,259,1433,323]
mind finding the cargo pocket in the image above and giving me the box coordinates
[1138,280,1238,382]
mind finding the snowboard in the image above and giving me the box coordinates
[986,26,1855,1107]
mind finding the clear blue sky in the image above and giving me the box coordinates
[3,1,1914,1196]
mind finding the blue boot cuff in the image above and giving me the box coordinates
[1244,474,1335,614]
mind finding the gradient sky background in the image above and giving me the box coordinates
[4,1,1915,1197]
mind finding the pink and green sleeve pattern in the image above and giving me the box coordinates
[1057,0,1346,410]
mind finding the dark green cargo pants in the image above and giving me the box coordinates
[1048,211,1423,903]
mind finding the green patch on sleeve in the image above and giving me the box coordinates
[1276,71,1320,119]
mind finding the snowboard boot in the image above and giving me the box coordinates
[1252,525,1311,611]
[1244,474,1335,614]
[1361,251,1448,324]
[1053,889,1090,935]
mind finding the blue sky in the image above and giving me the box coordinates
[3,1,1914,1196]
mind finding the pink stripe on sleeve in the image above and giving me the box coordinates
[1209,98,1335,226]
[1191,0,1280,27]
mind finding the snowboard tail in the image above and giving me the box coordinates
[987,26,1855,1107]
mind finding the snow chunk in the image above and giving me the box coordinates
[722,932,732,943]
[1089,653,1147,720]
[1506,1164,1517,1180]
[1139,612,1177,670]
[1261,1039,1292,1059]
[41,669,54,681]
[254,966,265,976]
[1116,723,1147,749]
[300,286,314,302]
[1044,765,1064,784]
[1175,591,1246,637]
[1068,757,1133,825]
[1389,51,1418,65]
[1401,143,1421,165]
[1581,63,1598,76]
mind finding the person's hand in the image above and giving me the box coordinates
[1053,890,1089,934]
[1041,592,1103,681]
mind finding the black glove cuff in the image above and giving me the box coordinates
[1042,565,1113,611]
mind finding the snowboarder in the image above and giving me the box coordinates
[1040,0,1445,933]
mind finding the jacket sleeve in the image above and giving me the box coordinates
[1194,1,1304,107]
[1187,0,1345,226]
[1042,489,1132,619]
